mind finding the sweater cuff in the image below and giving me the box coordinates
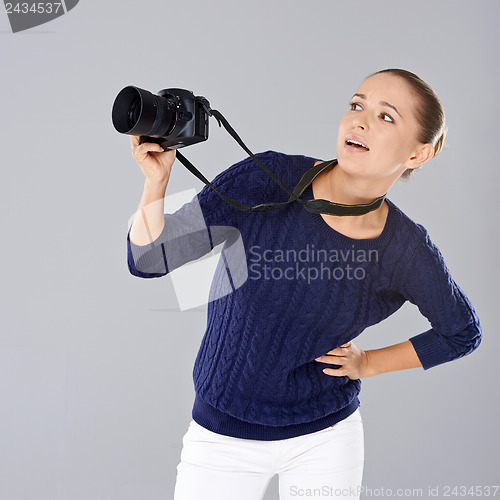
[127,224,170,277]
[409,328,453,370]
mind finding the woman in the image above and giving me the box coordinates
[126,68,482,500]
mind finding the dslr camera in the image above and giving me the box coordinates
[112,86,210,150]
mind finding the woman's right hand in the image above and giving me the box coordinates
[130,135,176,184]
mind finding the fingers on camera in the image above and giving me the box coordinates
[138,140,163,153]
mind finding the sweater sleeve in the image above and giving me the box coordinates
[399,228,482,370]
[126,151,283,278]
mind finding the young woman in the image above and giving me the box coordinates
[126,68,482,500]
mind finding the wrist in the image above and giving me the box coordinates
[142,176,169,202]
[145,175,169,190]
[363,350,379,378]
[137,176,170,212]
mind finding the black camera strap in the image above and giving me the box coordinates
[174,103,386,217]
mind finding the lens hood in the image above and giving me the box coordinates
[112,86,177,137]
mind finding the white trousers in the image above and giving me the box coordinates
[173,408,364,500]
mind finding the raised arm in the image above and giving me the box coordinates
[126,135,218,278]
[126,149,291,279]
[128,135,175,246]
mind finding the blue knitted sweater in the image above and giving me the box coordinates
[127,150,482,440]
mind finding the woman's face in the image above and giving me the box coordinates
[336,73,427,181]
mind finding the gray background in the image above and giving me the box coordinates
[0,0,498,499]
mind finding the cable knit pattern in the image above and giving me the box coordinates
[127,150,482,440]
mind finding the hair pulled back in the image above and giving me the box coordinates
[367,68,447,179]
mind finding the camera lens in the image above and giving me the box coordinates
[127,96,142,131]
[112,86,177,137]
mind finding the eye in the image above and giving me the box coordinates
[381,112,394,123]
[349,101,394,123]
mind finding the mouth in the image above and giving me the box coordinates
[344,135,370,153]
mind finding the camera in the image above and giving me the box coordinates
[111,86,210,150]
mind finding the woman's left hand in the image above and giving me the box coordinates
[315,342,370,380]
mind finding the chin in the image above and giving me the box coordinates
[336,153,375,178]
[337,150,366,165]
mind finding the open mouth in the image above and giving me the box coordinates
[345,139,370,151]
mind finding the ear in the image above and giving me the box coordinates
[405,143,435,170]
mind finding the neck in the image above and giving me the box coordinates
[326,165,390,206]
[312,161,392,236]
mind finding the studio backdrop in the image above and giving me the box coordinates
[0,1,498,499]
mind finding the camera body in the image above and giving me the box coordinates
[112,86,210,150]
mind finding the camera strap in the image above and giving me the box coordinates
[174,103,386,217]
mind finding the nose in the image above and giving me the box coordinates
[353,118,366,130]
[353,113,367,130]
